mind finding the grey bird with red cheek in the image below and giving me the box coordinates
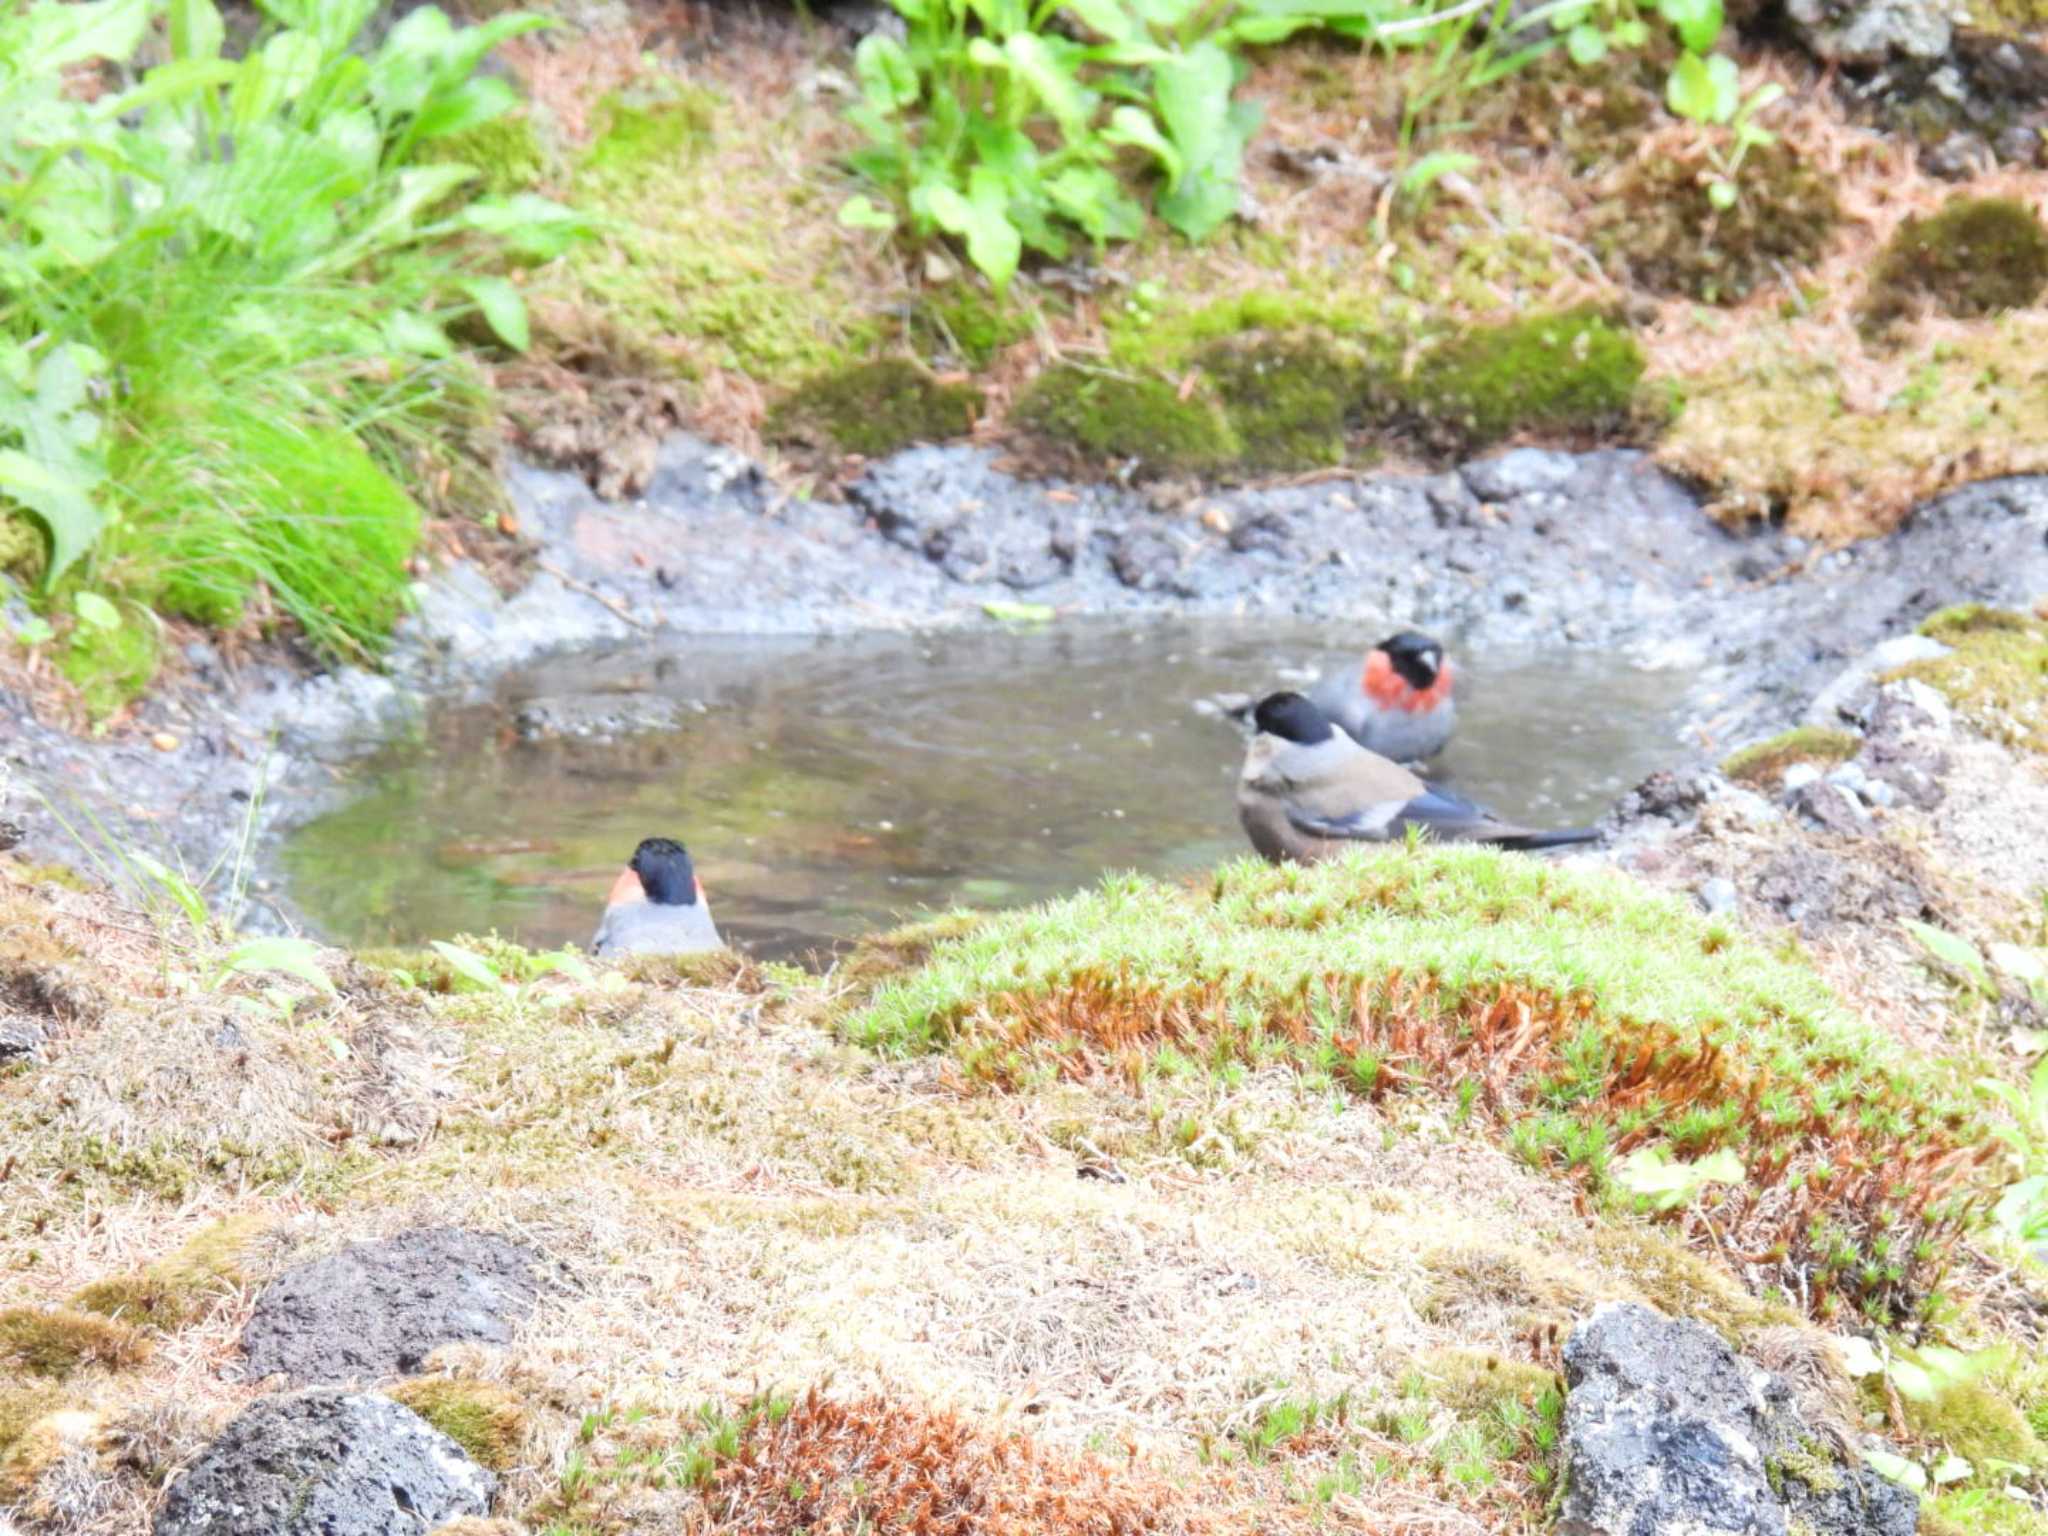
[1308,630,1457,764]
[1237,692,1599,864]
[590,837,723,958]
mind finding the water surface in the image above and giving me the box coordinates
[283,620,1687,962]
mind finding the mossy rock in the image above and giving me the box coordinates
[1862,197,2048,332]
[767,359,979,458]
[0,1306,151,1378]
[387,1378,527,1473]
[581,89,716,178]
[1398,307,1646,452]
[1199,334,1368,473]
[1013,365,1239,477]
[1721,727,1863,788]
[1598,144,1841,305]
[56,602,159,722]
[1901,605,2048,753]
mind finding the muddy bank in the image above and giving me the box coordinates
[3,436,2046,928]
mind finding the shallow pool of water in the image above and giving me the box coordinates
[281,620,1689,962]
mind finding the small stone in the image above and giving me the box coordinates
[150,733,180,753]
[1825,760,1870,796]
[1458,446,1577,502]
[1781,762,1823,795]
[1864,779,1898,808]
[1695,877,1740,917]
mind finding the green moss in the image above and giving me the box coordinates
[1927,1487,2048,1535]
[1907,1380,2045,1468]
[1,512,44,580]
[581,90,715,177]
[0,1306,151,1378]
[767,359,979,458]
[1399,307,1645,452]
[1107,289,1378,374]
[422,114,549,197]
[1771,1442,1844,1495]
[1013,365,1238,476]
[0,1384,60,1457]
[1863,198,2048,332]
[73,1215,268,1332]
[1899,605,2048,754]
[1199,334,1367,473]
[388,1378,527,1472]
[1961,0,2048,34]
[911,289,1032,370]
[1419,1348,1561,1416]
[1599,144,1841,305]
[56,602,158,722]
[1720,727,1863,788]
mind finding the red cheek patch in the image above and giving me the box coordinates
[607,867,645,908]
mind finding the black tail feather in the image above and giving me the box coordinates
[1492,825,1603,852]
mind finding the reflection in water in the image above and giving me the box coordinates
[282,620,1686,963]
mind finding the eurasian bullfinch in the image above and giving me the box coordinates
[590,837,723,957]
[1237,692,1599,863]
[1308,630,1457,763]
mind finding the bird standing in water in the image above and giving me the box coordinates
[1308,630,1458,764]
[1237,692,1599,864]
[590,837,723,957]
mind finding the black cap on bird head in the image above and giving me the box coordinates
[630,837,699,906]
[1377,630,1445,691]
[1252,691,1335,745]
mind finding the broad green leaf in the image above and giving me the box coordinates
[1566,22,1607,63]
[928,172,1022,291]
[262,30,325,101]
[1152,41,1233,175]
[410,75,520,141]
[838,194,898,231]
[1931,1454,1973,1486]
[1905,920,1990,992]
[1834,1335,1884,1378]
[462,276,529,351]
[855,35,921,111]
[1045,166,1142,244]
[458,193,593,261]
[170,0,226,61]
[1664,50,1738,124]
[1863,1450,1926,1493]
[73,592,121,631]
[1102,104,1183,181]
[1614,1144,1744,1210]
[431,939,510,994]
[1656,0,1723,52]
[528,949,595,985]
[1059,0,1137,42]
[217,936,338,997]
[24,0,152,71]
[384,310,453,359]
[93,58,238,121]
[1005,33,1091,138]
[12,615,54,647]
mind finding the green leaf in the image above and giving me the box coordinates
[169,0,226,61]
[13,615,54,647]
[431,939,510,994]
[837,194,898,231]
[217,936,338,997]
[1004,33,1092,138]
[73,592,121,631]
[982,600,1057,623]
[1905,920,1990,993]
[129,851,209,934]
[1102,104,1183,182]
[410,75,520,141]
[927,173,1022,291]
[1656,0,1723,52]
[1706,179,1737,211]
[462,276,529,351]
[1614,1144,1745,1210]
[1863,1450,1926,1493]
[25,0,152,71]
[855,35,921,112]
[1565,22,1607,62]
[93,57,239,121]
[384,310,452,359]
[459,193,594,261]
[1834,1335,1884,1378]
[1152,45,1255,241]
[1059,0,1137,42]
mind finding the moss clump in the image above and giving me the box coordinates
[1013,366,1238,476]
[1721,727,1863,788]
[56,606,158,723]
[1770,1441,1844,1495]
[1400,307,1645,452]
[1907,1380,2045,1468]
[2,512,45,580]
[581,90,715,177]
[422,114,549,197]
[73,1215,268,1332]
[1925,1488,2048,1535]
[1419,1349,1562,1416]
[1199,335,1366,473]
[388,1378,527,1473]
[1863,198,2048,332]
[768,359,979,458]
[0,1306,151,1378]
[0,1384,61,1457]
[1900,605,2048,754]
[911,290,1032,370]
[1600,145,1841,304]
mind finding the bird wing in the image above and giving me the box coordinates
[1265,737,1427,841]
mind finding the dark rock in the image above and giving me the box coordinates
[242,1228,542,1385]
[1109,528,1196,595]
[154,1389,493,1536]
[0,816,21,852]
[1789,779,1870,836]
[1561,1303,1916,1536]
[1612,769,1713,825]
[1227,509,1294,555]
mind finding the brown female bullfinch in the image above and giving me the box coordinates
[590,837,723,957]
[1308,630,1456,764]
[1237,692,1599,864]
